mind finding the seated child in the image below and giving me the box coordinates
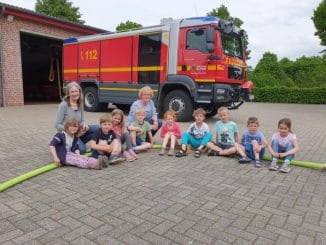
[159,109,182,156]
[90,114,125,165]
[267,118,299,173]
[49,117,106,169]
[237,117,268,167]
[175,108,211,158]
[207,107,238,157]
[112,109,138,161]
[128,108,153,151]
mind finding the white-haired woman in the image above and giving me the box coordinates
[126,86,163,142]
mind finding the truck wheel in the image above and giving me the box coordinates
[163,90,193,122]
[83,87,101,112]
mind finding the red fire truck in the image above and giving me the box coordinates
[63,16,253,121]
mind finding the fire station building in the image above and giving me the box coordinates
[0,2,106,107]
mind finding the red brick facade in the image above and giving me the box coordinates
[0,6,104,107]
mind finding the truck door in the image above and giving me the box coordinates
[179,27,217,83]
[135,33,162,102]
[100,37,138,105]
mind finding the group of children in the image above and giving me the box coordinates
[49,106,299,173]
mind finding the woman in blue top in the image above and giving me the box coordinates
[126,86,163,137]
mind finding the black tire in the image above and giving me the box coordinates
[163,90,193,122]
[83,87,101,112]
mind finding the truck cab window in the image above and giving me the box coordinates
[221,33,243,59]
[186,28,208,53]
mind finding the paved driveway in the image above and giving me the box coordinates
[0,102,326,244]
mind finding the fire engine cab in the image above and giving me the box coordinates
[63,16,253,121]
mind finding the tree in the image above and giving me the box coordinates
[249,52,295,87]
[35,0,85,24]
[312,0,326,46]
[207,5,250,59]
[116,21,142,32]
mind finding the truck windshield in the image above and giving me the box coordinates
[221,33,243,59]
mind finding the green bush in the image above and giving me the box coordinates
[253,87,326,104]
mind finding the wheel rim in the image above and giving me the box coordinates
[85,92,95,108]
[168,97,185,115]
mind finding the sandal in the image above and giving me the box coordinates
[175,149,187,157]
[194,149,201,158]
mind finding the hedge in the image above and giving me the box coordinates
[253,87,326,104]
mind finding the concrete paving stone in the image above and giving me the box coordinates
[119,213,145,225]
[205,227,238,243]
[36,226,70,244]
[275,235,297,245]
[233,238,252,245]
[107,222,135,239]
[163,230,195,245]
[268,214,287,228]
[85,224,114,241]
[96,214,125,227]
[71,236,98,245]
[0,229,24,243]
[184,228,214,244]
[130,221,156,236]
[266,224,297,239]
[57,216,84,230]
[191,218,215,233]
[141,231,173,245]
[231,216,252,230]
[295,234,315,245]
[46,238,71,245]
[225,226,257,241]
[246,225,278,241]
[172,219,195,234]
[119,233,151,245]
[158,211,184,223]
[11,228,47,245]
[95,235,125,245]
[151,220,176,236]
[255,236,275,245]
[250,214,271,229]
[61,224,93,242]
[175,211,202,222]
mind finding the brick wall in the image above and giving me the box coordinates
[0,15,88,106]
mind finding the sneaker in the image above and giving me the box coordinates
[159,148,165,156]
[207,150,219,156]
[239,156,251,164]
[108,155,125,165]
[255,160,262,168]
[167,148,174,156]
[279,162,290,173]
[269,161,278,171]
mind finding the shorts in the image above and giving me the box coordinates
[136,136,144,146]
[213,142,235,150]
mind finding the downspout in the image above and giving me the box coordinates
[0,5,6,107]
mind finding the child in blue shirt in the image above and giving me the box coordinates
[237,117,268,167]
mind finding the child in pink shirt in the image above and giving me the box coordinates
[159,110,182,156]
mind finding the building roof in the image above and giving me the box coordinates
[0,2,107,34]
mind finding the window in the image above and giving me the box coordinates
[221,33,243,59]
[186,28,208,53]
[138,33,161,84]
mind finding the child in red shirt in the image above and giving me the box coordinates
[159,110,182,156]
